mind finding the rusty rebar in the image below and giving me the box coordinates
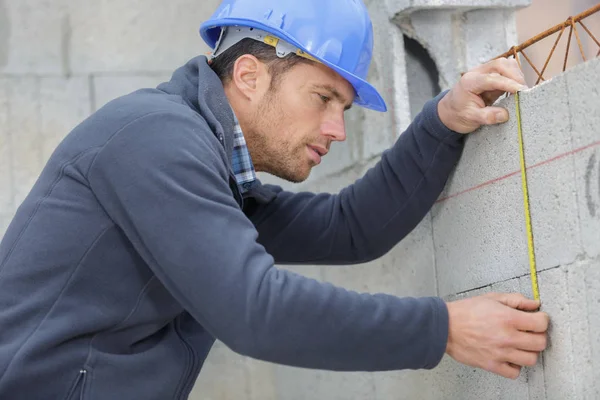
[513,47,522,69]
[579,20,600,49]
[535,26,565,85]
[571,18,587,62]
[520,50,543,81]
[495,3,600,59]
[563,22,574,71]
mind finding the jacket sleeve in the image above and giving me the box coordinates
[249,92,464,265]
[87,110,448,372]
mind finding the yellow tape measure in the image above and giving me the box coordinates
[515,92,540,301]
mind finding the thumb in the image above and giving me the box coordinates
[476,106,509,126]
[486,293,540,311]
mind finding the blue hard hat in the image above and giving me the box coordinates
[200,0,387,112]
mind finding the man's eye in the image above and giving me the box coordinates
[319,95,331,103]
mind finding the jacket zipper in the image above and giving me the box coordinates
[78,370,88,400]
[65,369,87,400]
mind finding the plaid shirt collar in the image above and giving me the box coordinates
[230,110,257,193]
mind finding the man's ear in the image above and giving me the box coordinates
[231,54,270,101]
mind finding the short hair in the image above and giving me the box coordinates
[209,38,313,88]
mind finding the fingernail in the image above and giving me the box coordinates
[496,112,508,123]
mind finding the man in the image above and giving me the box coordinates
[0,0,548,398]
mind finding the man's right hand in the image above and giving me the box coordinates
[445,293,549,379]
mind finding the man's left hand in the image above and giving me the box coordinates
[438,58,528,134]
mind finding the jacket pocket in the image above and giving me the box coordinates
[64,369,88,400]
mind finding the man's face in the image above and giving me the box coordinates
[247,61,355,183]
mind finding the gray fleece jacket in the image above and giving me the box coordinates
[0,56,464,399]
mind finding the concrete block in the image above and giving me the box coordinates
[439,70,575,201]
[362,3,409,157]
[512,274,546,400]
[0,213,13,242]
[405,41,439,121]
[566,261,595,400]
[536,266,576,400]
[434,69,582,295]
[443,285,490,303]
[387,0,530,16]
[437,94,519,200]
[567,58,600,259]
[388,26,413,136]
[433,173,528,296]
[519,74,572,167]
[566,58,600,150]
[430,357,529,400]
[272,367,375,400]
[40,77,92,163]
[321,214,436,298]
[434,148,581,295]
[4,77,43,207]
[490,276,520,293]
[245,360,278,400]
[0,0,67,74]
[397,10,462,90]
[584,260,600,398]
[92,74,172,111]
[464,9,518,70]
[0,78,12,212]
[574,145,600,260]
[190,341,249,400]
[68,0,219,73]
[526,155,581,272]
[374,369,438,400]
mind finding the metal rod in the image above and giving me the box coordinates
[579,21,600,48]
[563,23,574,72]
[573,19,587,62]
[536,26,565,85]
[513,47,522,69]
[521,50,543,81]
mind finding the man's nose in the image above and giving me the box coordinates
[321,114,347,142]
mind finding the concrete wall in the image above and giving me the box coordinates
[2,0,599,399]
[0,0,220,236]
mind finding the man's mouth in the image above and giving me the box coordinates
[306,145,328,165]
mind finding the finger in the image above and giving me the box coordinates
[482,90,506,106]
[469,106,509,126]
[464,73,526,95]
[512,331,548,352]
[491,292,540,311]
[493,362,522,380]
[504,349,539,367]
[510,309,550,333]
[477,57,527,86]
